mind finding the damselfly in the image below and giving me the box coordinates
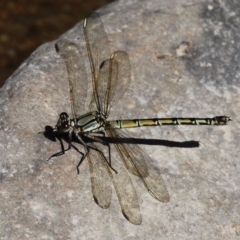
[49,12,231,224]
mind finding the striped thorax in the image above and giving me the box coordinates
[57,111,107,133]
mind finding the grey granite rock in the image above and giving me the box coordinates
[0,0,239,239]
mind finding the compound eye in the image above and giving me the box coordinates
[56,112,70,132]
[60,112,69,120]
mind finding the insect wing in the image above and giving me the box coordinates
[87,142,112,209]
[97,51,131,116]
[84,12,111,112]
[109,129,170,202]
[56,39,88,118]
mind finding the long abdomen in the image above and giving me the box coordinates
[108,116,231,129]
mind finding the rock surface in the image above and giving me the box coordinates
[0,0,239,239]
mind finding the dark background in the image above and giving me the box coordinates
[0,0,114,87]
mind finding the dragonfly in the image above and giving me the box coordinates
[50,12,231,225]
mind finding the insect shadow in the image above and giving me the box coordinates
[40,125,199,173]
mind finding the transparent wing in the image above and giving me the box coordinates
[109,153,142,225]
[97,51,131,116]
[107,128,170,202]
[106,128,148,178]
[89,139,142,224]
[56,39,88,118]
[83,12,111,112]
[87,142,112,209]
[84,14,131,116]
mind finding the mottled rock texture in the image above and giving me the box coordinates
[0,0,239,239]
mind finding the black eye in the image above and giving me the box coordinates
[60,112,68,120]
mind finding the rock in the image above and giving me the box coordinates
[0,0,238,239]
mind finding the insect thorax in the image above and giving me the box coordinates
[57,111,107,133]
[75,111,106,132]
